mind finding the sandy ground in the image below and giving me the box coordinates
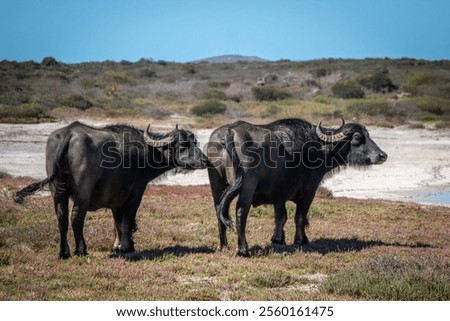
[1,120,449,206]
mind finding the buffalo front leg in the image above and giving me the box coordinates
[53,191,71,259]
[112,208,123,253]
[119,212,136,254]
[117,195,143,254]
[271,203,287,245]
[294,193,315,246]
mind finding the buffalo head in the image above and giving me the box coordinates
[144,124,209,170]
[316,119,387,166]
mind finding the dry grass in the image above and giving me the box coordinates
[0,176,449,300]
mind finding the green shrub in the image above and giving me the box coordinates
[204,89,227,100]
[429,83,450,99]
[208,81,231,89]
[332,80,365,99]
[183,64,196,75]
[264,74,278,83]
[357,68,397,93]
[403,72,430,96]
[310,68,328,78]
[260,104,281,118]
[249,271,294,288]
[0,103,49,120]
[0,252,11,266]
[142,105,173,120]
[435,121,450,129]
[251,86,292,101]
[415,96,450,116]
[61,94,93,110]
[0,91,31,106]
[104,70,131,84]
[312,96,335,105]
[347,99,394,117]
[408,123,425,129]
[191,100,226,116]
[140,69,157,78]
[46,71,70,83]
[0,171,12,179]
[41,56,58,66]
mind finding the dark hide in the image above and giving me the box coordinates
[206,118,387,256]
[14,121,208,258]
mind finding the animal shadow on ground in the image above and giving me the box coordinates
[251,237,435,256]
[110,238,434,260]
[110,245,216,261]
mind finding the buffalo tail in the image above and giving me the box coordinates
[217,128,243,231]
[13,132,72,204]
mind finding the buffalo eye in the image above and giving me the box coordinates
[351,132,364,146]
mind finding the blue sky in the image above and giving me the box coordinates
[1,0,449,63]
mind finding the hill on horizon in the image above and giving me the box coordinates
[191,54,268,63]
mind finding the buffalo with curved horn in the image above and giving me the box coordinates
[315,117,346,143]
[14,121,209,258]
[207,118,387,256]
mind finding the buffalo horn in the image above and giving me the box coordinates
[144,125,174,148]
[316,118,346,143]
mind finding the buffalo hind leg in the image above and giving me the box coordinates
[271,203,287,246]
[71,201,89,256]
[208,168,230,251]
[216,203,230,250]
[235,192,253,256]
[71,199,89,256]
[53,190,71,259]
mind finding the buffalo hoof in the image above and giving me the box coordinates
[271,237,286,246]
[59,247,71,259]
[74,250,88,257]
[112,243,135,254]
[236,248,251,257]
[125,246,135,253]
[59,252,71,260]
[294,237,309,247]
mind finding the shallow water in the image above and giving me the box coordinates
[415,191,450,206]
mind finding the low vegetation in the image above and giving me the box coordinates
[191,99,227,116]
[331,80,365,99]
[1,57,450,126]
[0,176,449,300]
[325,255,450,300]
[251,85,293,101]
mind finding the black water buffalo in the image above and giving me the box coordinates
[207,118,387,256]
[14,121,208,258]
